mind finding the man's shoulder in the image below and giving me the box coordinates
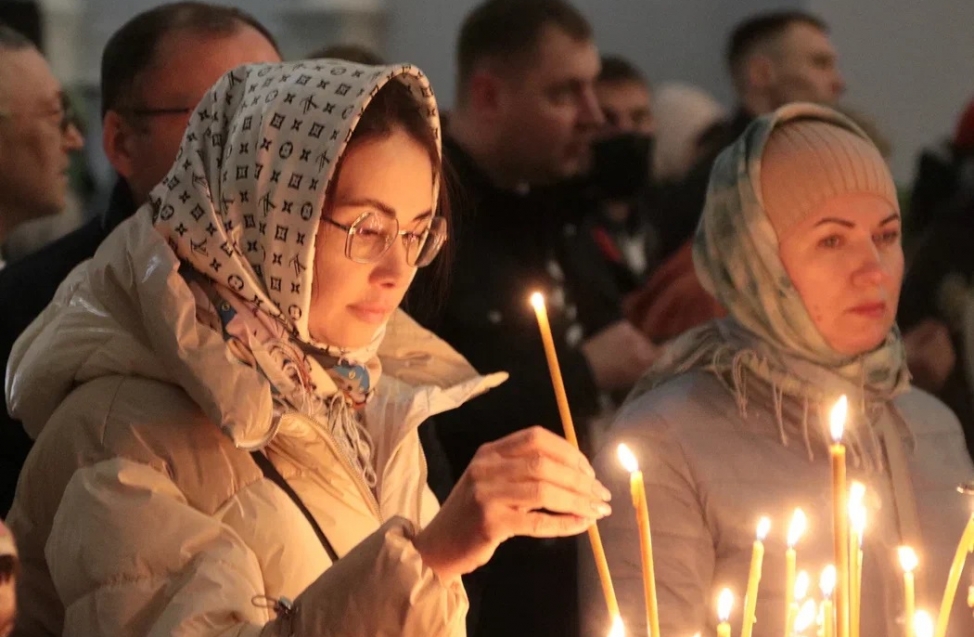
[0,217,105,334]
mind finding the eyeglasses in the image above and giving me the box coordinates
[56,93,77,133]
[0,92,78,134]
[323,211,447,267]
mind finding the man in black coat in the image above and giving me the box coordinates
[417,2,658,636]
[0,1,281,517]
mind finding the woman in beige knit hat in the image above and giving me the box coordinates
[581,103,974,637]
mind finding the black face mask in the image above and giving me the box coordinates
[589,133,654,201]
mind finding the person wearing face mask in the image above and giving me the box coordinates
[580,104,974,637]
[582,56,660,300]
[3,60,610,637]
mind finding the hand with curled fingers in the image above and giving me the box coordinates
[413,426,612,584]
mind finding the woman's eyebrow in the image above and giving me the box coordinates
[334,197,397,219]
[813,217,855,228]
[879,213,901,225]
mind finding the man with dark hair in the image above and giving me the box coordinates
[727,11,843,119]
[0,1,281,517]
[0,23,83,267]
[584,54,659,297]
[654,10,844,266]
[426,2,657,635]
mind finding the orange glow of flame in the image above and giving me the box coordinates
[717,588,734,622]
[830,395,848,442]
[607,615,625,637]
[787,508,807,548]
[898,546,919,573]
[617,444,639,474]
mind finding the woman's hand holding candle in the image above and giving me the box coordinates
[414,426,611,583]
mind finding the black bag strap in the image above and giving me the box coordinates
[250,451,340,563]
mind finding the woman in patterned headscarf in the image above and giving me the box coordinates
[4,60,611,636]
[581,104,974,637]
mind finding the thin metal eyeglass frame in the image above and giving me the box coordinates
[322,213,441,266]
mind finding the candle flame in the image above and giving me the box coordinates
[850,503,867,539]
[617,444,639,473]
[529,291,545,311]
[820,564,837,597]
[898,546,919,573]
[913,610,934,637]
[717,588,734,622]
[795,570,810,601]
[830,395,848,442]
[795,598,818,632]
[607,615,625,637]
[756,516,771,541]
[787,508,807,547]
[849,481,866,504]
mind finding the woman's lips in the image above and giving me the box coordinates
[348,304,393,324]
[848,302,887,319]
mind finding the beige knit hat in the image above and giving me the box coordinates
[760,118,898,242]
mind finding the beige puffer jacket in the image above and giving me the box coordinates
[580,370,974,637]
[4,212,505,637]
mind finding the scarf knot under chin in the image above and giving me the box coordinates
[189,272,382,488]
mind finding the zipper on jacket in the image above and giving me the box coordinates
[283,411,382,521]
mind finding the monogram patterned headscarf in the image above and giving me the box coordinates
[150,60,441,485]
[630,104,911,468]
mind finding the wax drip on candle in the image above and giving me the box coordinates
[821,565,837,598]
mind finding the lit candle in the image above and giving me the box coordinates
[821,565,837,637]
[848,483,866,637]
[788,571,810,637]
[899,547,918,637]
[794,598,818,636]
[935,512,974,637]
[830,395,851,637]
[914,610,934,637]
[741,517,771,637]
[529,292,619,619]
[607,615,626,637]
[786,508,808,636]
[617,444,659,637]
[717,588,734,637]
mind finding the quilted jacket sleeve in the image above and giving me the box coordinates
[581,404,716,637]
[46,457,467,637]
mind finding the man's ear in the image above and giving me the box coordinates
[747,54,776,92]
[101,110,136,179]
[465,69,504,118]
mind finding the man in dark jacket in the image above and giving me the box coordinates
[420,2,657,636]
[655,10,846,260]
[0,1,281,516]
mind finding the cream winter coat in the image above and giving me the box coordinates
[4,211,503,636]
